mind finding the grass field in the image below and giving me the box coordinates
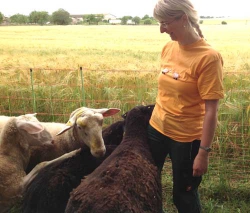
[0,19,250,71]
[0,21,249,212]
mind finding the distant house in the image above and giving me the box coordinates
[109,19,121,25]
[103,13,116,21]
[1,16,10,26]
[70,15,84,24]
[70,13,117,24]
[127,20,135,25]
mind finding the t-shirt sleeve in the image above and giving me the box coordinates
[198,53,224,100]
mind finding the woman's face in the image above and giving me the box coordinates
[159,15,184,41]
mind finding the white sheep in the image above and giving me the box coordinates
[0,114,53,213]
[0,107,120,173]
[0,116,11,132]
[26,107,120,172]
[0,114,40,133]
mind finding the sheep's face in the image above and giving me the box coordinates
[76,111,106,158]
[57,107,121,158]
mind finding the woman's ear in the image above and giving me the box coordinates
[182,13,188,21]
[180,13,189,26]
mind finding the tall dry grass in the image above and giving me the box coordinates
[1,23,249,212]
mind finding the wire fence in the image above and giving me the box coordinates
[0,67,249,194]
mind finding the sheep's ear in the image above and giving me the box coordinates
[56,125,72,136]
[71,107,120,117]
[16,120,44,134]
[17,113,37,119]
[102,108,121,117]
[92,108,121,117]
[26,113,37,117]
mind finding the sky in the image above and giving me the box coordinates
[1,0,249,18]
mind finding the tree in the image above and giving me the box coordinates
[0,12,3,24]
[29,11,39,24]
[83,14,95,24]
[121,16,132,25]
[95,14,104,25]
[10,14,28,24]
[83,14,104,25]
[142,14,150,20]
[29,11,49,25]
[132,16,141,25]
[144,19,152,25]
[51,9,71,25]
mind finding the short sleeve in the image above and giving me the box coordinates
[198,54,224,100]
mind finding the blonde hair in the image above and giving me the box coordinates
[153,0,204,38]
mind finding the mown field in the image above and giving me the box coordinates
[0,19,250,212]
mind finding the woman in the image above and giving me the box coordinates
[148,0,224,212]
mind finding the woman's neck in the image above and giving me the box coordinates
[178,28,201,46]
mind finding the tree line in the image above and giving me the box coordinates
[0,9,156,25]
[0,9,71,25]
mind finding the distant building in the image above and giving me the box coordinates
[109,19,121,25]
[1,16,10,26]
[127,20,135,25]
[70,13,117,24]
[102,13,116,21]
[70,15,84,24]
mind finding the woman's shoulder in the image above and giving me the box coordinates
[201,39,221,55]
[194,39,223,62]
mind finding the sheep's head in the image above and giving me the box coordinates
[15,114,53,147]
[57,107,120,158]
[122,104,155,120]
[122,104,155,132]
[17,113,38,122]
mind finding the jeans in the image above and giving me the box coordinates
[147,125,202,213]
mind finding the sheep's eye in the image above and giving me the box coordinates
[84,132,88,136]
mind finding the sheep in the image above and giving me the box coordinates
[65,104,162,213]
[0,114,38,133]
[20,119,125,213]
[26,107,120,173]
[102,120,125,146]
[0,114,53,213]
[0,115,11,132]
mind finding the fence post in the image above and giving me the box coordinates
[80,67,85,106]
[30,68,36,112]
[7,94,11,116]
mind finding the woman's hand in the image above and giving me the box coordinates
[193,150,209,177]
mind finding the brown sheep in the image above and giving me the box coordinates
[65,104,162,213]
[20,120,125,213]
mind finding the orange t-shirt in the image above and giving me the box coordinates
[149,38,224,142]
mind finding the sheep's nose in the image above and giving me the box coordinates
[91,147,106,158]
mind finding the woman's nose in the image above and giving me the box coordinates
[160,26,167,33]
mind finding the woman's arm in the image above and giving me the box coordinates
[193,99,219,177]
